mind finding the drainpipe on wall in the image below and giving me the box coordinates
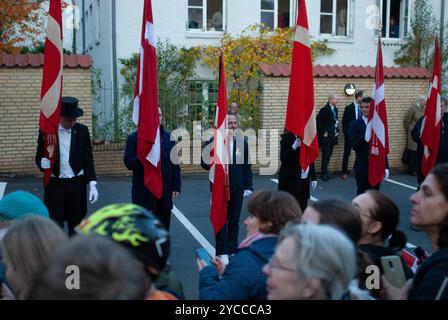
[112,0,119,141]
[441,0,445,52]
[82,0,86,54]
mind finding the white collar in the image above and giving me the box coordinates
[59,125,72,133]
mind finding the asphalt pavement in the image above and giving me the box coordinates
[1,170,430,299]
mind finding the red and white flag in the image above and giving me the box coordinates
[39,0,63,187]
[285,0,319,170]
[133,0,162,199]
[209,54,230,236]
[365,37,389,186]
[420,39,442,176]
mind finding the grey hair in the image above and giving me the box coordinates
[441,96,448,104]
[279,223,356,300]
[416,95,427,106]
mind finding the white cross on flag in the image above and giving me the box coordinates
[133,0,162,198]
[365,37,389,187]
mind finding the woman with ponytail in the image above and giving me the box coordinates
[352,190,414,284]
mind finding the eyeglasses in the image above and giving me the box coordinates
[266,256,297,273]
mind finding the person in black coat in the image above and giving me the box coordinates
[341,90,364,179]
[383,164,448,300]
[278,130,317,211]
[349,97,389,195]
[35,97,98,236]
[202,113,253,260]
[124,115,181,232]
[316,94,339,181]
[411,96,448,185]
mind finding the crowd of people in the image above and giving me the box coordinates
[0,95,447,300]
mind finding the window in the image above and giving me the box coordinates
[260,0,294,30]
[320,0,350,36]
[187,0,224,31]
[95,0,100,42]
[89,4,93,47]
[381,0,411,38]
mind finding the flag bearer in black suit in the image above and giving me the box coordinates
[36,97,98,235]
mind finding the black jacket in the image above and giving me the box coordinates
[317,103,339,140]
[408,247,448,300]
[202,136,253,193]
[412,113,448,166]
[124,129,181,212]
[349,118,389,172]
[359,244,414,280]
[278,131,316,194]
[35,123,97,183]
[342,102,360,135]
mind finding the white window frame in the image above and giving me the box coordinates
[380,0,411,39]
[186,0,226,33]
[261,0,297,30]
[319,0,352,37]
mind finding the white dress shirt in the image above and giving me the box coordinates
[57,125,83,178]
[354,102,360,119]
[362,115,368,125]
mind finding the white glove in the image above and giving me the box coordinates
[89,181,99,204]
[301,167,310,179]
[243,190,253,197]
[385,169,390,180]
[311,180,318,190]
[292,138,301,150]
[41,158,51,169]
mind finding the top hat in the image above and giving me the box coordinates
[60,97,84,118]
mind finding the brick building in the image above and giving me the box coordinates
[259,63,431,174]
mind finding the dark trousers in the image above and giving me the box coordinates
[44,176,87,236]
[215,189,244,256]
[321,137,336,176]
[408,150,419,174]
[355,170,380,195]
[342,134,351,173]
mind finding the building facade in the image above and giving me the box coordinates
[74,0,446,132]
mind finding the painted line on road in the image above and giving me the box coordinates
[270,179,317,201]
[271,178,419,249]
[172,205,216,257]
[0,182,7,200]
[385,178,418,191]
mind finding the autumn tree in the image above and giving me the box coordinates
[0,0,45,53]
[196,24,335,129]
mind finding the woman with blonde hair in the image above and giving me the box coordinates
[1,215,67,299]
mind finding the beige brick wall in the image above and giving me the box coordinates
[260,76,428,174]
[1,67,428,178]
[0,67,93,176]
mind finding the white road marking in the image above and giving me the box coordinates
[270,178,418,249]
[0,182,7,200]
[270,178,317,201]
[385,178,418,191]
[172,205,216,257]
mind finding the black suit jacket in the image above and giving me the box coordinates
[202,136,253,193]
[278,132,316,194]
[342,102,359,135]
[317,103,339,140]
[412,113,448,166]
[350,118,389,172]
[124,129,181,211]
[35,123,97,183]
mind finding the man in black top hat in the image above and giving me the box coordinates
[35,97,98,235]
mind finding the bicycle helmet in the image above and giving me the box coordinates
[79,204,170,273]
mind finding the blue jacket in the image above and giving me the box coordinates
[199,236,277,300]
[349,118,389,171]
[124,129,181,212]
